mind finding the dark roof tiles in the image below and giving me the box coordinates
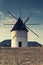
[11,17,28,32]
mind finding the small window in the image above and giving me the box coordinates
[19,42,22,47]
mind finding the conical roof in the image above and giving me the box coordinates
[11,17,28,32]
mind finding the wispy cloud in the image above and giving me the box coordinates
[34,11,40,14]
[0,11,13,41]
[0,11,5,18]
[31,9,41,14]
[0,11,17,24]
[0,27,11,41]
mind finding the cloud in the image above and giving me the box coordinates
[0,11,17,25]
[34,11,40,14]
[0,27,11,42]
[0,11,4,18]
[31,9,41,14]
[0,27,9,31]
[39,24,43,29]
[0,11,3,15]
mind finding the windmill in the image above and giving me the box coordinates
[4,10,39,47]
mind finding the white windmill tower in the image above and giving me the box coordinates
[11,17,28,47]
[4,11,39,48]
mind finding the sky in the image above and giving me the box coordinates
[0,0,43,44]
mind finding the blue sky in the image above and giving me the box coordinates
[0,0,43,44]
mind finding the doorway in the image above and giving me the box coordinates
[19,42,22,47]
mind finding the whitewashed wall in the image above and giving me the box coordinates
[11,30,28,47]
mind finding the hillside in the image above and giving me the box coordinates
[0,39,42,47]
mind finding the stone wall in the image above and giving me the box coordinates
[0,47,43,65]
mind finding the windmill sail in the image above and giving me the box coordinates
[26,23,40,25]
[3,24,14,25]
[7,11,18,20]
[19,7,22,19]
[26,26,39,38]
[3,10,39,38]
[24,12,32,24]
